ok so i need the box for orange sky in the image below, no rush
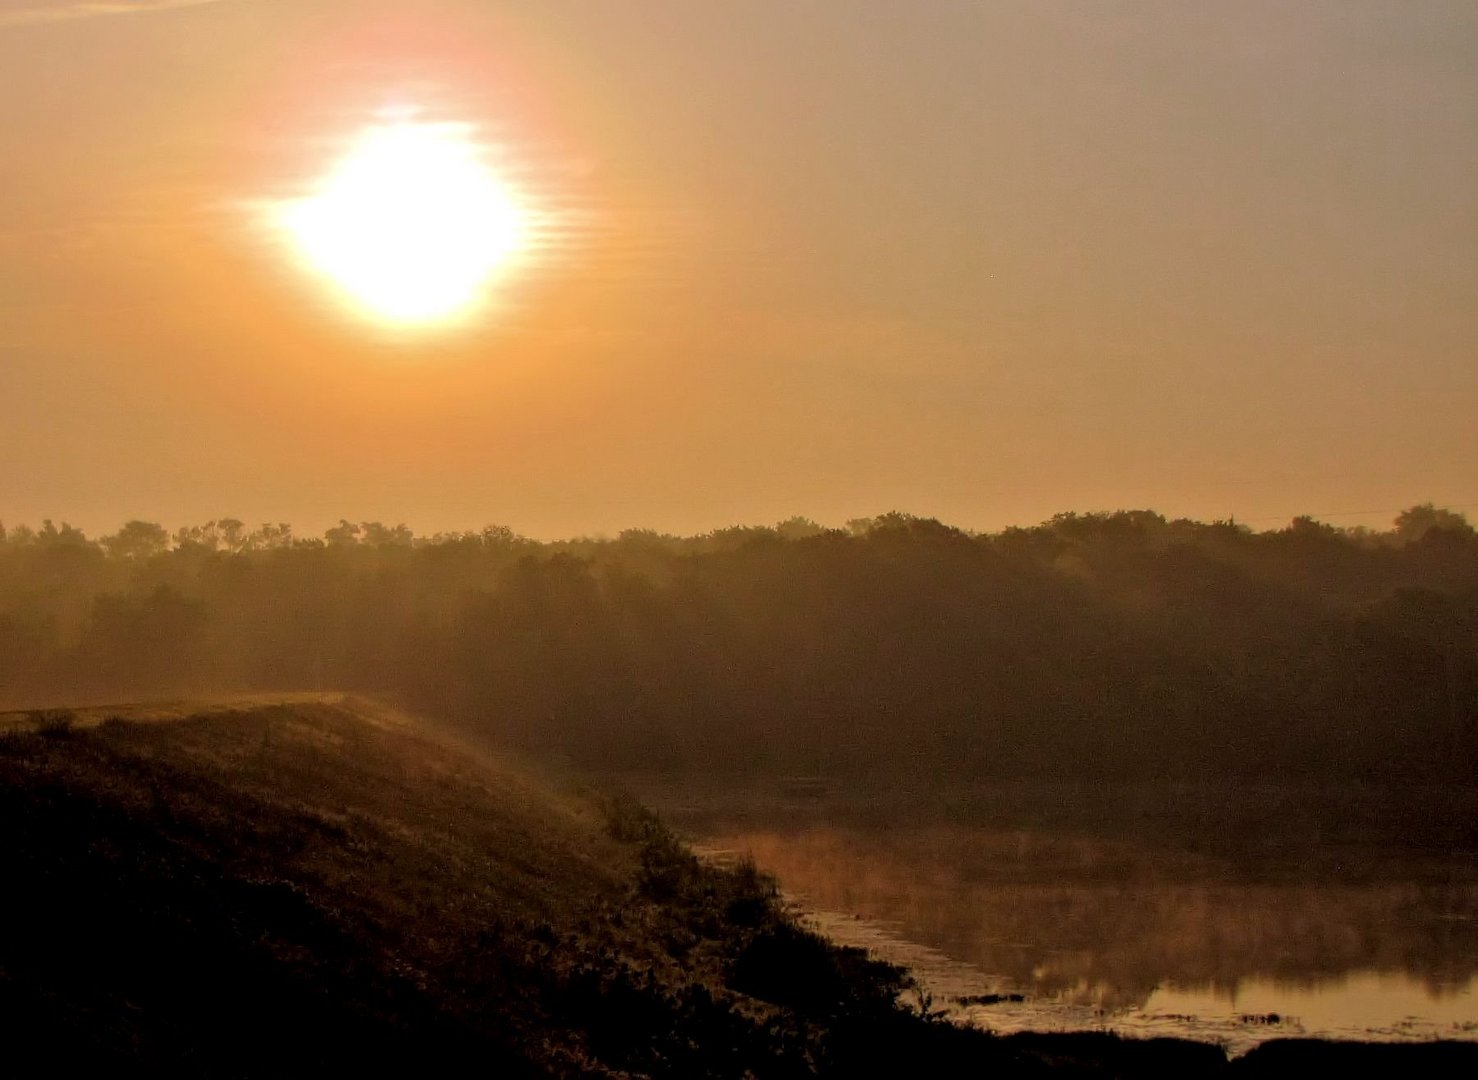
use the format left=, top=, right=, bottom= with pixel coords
left=1, top=0, right=1474, bottom=538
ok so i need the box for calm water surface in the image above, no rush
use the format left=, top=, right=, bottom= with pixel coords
left=690, top=820, right=1478, bottom=1055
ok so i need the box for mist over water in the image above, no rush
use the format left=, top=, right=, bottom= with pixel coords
left=652, top=785, right=1478, bottom=1054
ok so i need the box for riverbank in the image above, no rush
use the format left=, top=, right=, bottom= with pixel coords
left=2, top=698, right=1474, bottom=1075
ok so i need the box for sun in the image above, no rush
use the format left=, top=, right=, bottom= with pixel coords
left=275, top=114, right=528, bottom=327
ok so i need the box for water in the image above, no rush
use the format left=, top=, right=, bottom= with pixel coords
left=791, top=900, right=1476, bottom=1055
left=690, top=818, right=1478, bottom=1055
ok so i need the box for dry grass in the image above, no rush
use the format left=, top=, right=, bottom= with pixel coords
left=0, top=695, right=987, bottom=1076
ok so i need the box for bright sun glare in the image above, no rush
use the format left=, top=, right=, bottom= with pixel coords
left=275, top=114, right=528, bottom=327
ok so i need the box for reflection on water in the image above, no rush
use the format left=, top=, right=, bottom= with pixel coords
left=1146, top=972, right=1476, bottom=1046
left=698, top=824, right=1478, bottom=1053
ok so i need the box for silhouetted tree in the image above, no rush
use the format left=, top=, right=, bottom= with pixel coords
left=101, top=520, right=169, bottom=561
left=0, top=506, right=1472, bottom=783
left=1395, top=503, right=1474, bottom=545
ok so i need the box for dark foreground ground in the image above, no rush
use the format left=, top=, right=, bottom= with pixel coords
left=0, top=697, right=1473, bottom=1078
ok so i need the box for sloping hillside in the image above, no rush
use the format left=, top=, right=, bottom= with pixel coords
left=0, top=696, right=1012, bottom=1077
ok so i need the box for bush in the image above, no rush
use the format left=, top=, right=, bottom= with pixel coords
left=28, top=709, right=76, bottom=738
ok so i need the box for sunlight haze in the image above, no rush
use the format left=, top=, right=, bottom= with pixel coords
left=0, top=0, right=1473, bottom=537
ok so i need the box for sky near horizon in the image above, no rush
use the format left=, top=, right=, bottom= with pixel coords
left=1, top=0, right=1474, bottom=539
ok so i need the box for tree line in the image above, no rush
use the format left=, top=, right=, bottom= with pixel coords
left=1, top=505, right=1474, bottom=783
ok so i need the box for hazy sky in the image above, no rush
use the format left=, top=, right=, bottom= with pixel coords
left=1, top=0, right=1474, bottom=538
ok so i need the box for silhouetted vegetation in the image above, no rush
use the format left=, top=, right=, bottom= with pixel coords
left=0, top=699, right=934, bottom=1075
left=2, top=506, right=1473, bottom=793
left=1, top=699, right=1473, bottom=1075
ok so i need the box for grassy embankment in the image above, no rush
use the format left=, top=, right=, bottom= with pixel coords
left=0, top=696, right=1472, bottom=1077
